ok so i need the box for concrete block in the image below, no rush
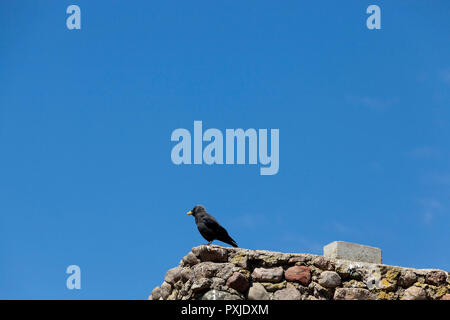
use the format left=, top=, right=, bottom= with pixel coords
left=323, top=241, right=382, bottom=264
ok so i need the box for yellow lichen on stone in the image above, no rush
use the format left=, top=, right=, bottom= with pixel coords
left=230, top=254, right=247, bottom=268
left=379, top=278, right=397, bottom=291
left=377, top=291, right=395, bottom=300
left=435, top=286, right=447, bottom=298
left=414, top=282, right=428, bottom=289
left=239, top=269, right=251, bottom=278
left=262, top=256, right=278, bottom=266
left=415, top=277, right=425, bottom=284
left=261, top=281, right=286, bottom=292
left=343, top=280, right=366, bottom=288
left=167, top=289, right=178, bottom=300
left=385, top=269, right=400, bottom=282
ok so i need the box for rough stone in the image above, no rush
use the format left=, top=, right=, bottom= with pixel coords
left=403, top=286, right=427, bottom=300
left=192, top=245, right=228, bottom=262
left=310, top=282, right=334, bottom=300
left=378, top=269, right=398, bottom=292
left=324, top=241, right=382, bottom=264
left=342, top=280, right=366, bottom=288
left=333, top=288, right=370, bottom=300
left=440, top=294, right=450, bottom=300
left=180, top=268, right=193, bottom=282
left=211, top=277, right=226, bottom=288
left=288, top=256, right=308, bottom=264
left=313, top=256, right=335, bottom=271
left=165, top=267, right=182, bottom=285
left=284, top=266, right=311, bottom=285
left=160, top=281, right=172, bottom=299
left=255, top=253, right=290, bottom=267
left=398, top=270, right=417, bottom=288
left=230, top=253, right=248, bottom=269
left=151, top=286, right=161, bottom=300
left=167, top=289, right=178, bottom=300
left=365, top=267, right=382, bottom=290
left=376, top=291, right=396, bottom=300
left=215, top=263, right=234, bottom=280
left=191, top=278, right=212, bottom=293
left=226, top=272, right=249, bottom=293
left=192, top=262, right=218, bottom=279
left=182, top=252, right=200, bottom=266
left=318, top=271, right=342, bottom=288
left=247, top=282, right=270, bottom=300
left=251, top=267, right=283, bottom=283
left=273, top=287, right=301, bottom=300
left=425, top=270, right=447, bottom=286
left=261, top=281, right=286, bottom=292
left=201, top=289, right=241, bottom=300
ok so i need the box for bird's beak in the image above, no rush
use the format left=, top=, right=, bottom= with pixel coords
left=187, top=211, right=193, bottom=215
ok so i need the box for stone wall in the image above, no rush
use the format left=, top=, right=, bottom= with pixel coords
left=149, top=245, right=450, bottom=300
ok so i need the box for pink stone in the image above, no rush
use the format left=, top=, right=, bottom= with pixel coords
left=251, top=267, right=284, bottom=283
left=284, top=266, right=311, bottom=285
left=226, top=272, right=249, bottom=293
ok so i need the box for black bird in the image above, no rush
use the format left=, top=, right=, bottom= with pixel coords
left=187, top=205, right=238, bottom=247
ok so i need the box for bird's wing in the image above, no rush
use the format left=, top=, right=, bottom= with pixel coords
left=202, top=215, right=221, bottom=231
left=203, top=212, right=219, bottom=225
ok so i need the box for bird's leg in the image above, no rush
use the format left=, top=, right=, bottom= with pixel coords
left=206, top=241, right=213, bottom=245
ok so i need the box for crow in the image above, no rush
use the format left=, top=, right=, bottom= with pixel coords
left=187, top=205, right=238, bottom=247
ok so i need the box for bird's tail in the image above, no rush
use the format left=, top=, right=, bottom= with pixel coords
left=225, top=236, right=238, bottom=248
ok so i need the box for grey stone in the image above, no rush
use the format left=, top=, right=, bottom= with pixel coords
left=211, top=277, right=225, bottom=288
left=150, top=286, right=161, bottom=300
left=192, top=262, right=219, bottom=279
left=324, top=241, right=382, bottom=264
left=342, top=280, right=366, bottom=288
left=164, top=266, right=182, bottom=285
left=180, top=268, right=193, bottom=282
left=288, top=256, right=308, bottom=264
left=313, top=256, right=335, bottom=271
left=215, top=263, right=234, bottom=280
left=425, top=270, right=447, bottom=286
left=251, top=267, right=284, bottom=283
left=403, top=286, right=427, bottom=300
left=182, top=252, right=200, bottom=266
left=398, top=270, right=417, bottom=288
left=230, top=253, right=248, bottom=268
left=201, top=289, right=241, bottom=300
left=308, top=281, right=334, bottom=300
left=365, top=266, right=383, bottom=290
left=333, top=288, right=370, bottom=300
left=260, top=281, right=286, bottom=292
left=191, top=278, right=212, bottom=292
left=273, top=287, right=301, bottom=300
left=192, top=245, right=228, bottom=262
left=248, top=282, right=270, bottom=300
left=226, top=272, right=250, bottom=293
left=318, top=271, right=341, bottom=288
left=160, top=281, right=172, bottom=299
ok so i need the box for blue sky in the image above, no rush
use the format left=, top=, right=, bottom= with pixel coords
left=1, top=1, right=449, bottom=299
